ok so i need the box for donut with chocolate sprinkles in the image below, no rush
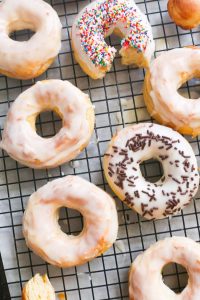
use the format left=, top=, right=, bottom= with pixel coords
left=104, top=123, right=199, bottom=220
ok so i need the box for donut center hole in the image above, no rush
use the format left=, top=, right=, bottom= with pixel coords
left=10, top=29, right=35, bottom=41
left=140, top=158, right=164, bottom=183
left=58, top=207, right=83, bottom=236
left=8, top=20, right=36, bottom=42
left=36, top=110, right=62, bottom=138
left=105, top=31, right=122, bottom=48
left=178, top=77, right=200, bottom=99
left=162, top=262, right=188, bottom=294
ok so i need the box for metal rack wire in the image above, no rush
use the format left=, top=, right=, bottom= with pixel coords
left=0, top=0, right=200, bottom=299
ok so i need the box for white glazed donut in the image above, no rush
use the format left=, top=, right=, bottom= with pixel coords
left=104, top=123, right=199, bottom=220
left=144, top=47, right=200, bottom=136
left=71, top=0, right=155, bottom=79
left=0, top=80, right=95, bottom=169
left=23, top=175, right=118, bottom=268
left=0, top=0, right=62, bottom=79
left=129, top=236, right=200, bottom=300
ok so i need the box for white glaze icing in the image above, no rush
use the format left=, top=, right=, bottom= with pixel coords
left=149, top=48, right=200, bottom=131
left=23, top=175, right=118, bottom=268
left=129, top=236, right=200, bottom=300
left=71, top=0, right=155, bottom=79
left=104, top=123, right=199, bottom=220
left=0, top=0, right=62, bottom=79
left=0, top=80, right=94, bottom=169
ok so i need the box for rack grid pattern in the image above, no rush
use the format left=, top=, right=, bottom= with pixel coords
left=0, top=0, right=200, bottom=299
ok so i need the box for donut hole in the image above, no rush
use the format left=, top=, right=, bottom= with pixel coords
left=162, top=262, right=188, bottom=294
left=105, top=31, right=121, bottom=48
left=178, top=77, right=200, bottom=99
left=140, top=158, right=164, bottom=183
left=36, top=110, right=62, bottom=138
left=8, top=20, right=36, bottom=42
left=10, top=29, right=35, bottom=42
left=58, top=207, right=83, bottom=236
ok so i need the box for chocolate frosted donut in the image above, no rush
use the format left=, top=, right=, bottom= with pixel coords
left=104, top=123, right=199, bottom=220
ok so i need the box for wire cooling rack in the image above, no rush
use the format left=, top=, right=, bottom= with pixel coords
left=0, top=0, right=200, bottom=299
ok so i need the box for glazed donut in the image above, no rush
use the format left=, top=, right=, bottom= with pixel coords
left=23, top=175, right=118, bottom=268
left=144, top=47, right=200, bottom=136
left=168, top=0, right=200, bottom=30
left=129, top=236, right=200, bottom=300
left=0, top=0, right=62, bottom=80
left=71, top=0, right=155, bottom=79
left=22, top=274, right=55, bottom=300
left=104, top=123, right=199, bottom=220
left=0, top=80, right=94, bottom=169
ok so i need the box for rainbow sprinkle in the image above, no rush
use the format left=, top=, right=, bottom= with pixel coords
left=77, top=0, right=150, bottom=67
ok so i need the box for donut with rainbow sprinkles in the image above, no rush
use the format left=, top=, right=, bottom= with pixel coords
left=72, top=0, right=155, bottom=79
